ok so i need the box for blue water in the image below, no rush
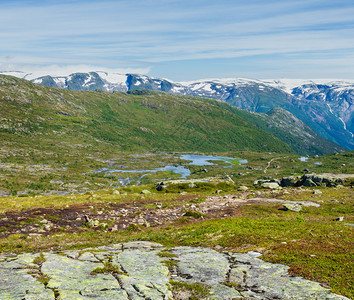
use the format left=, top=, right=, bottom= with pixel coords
left=180, top=154, right=247, bottom=166
left=93, top=154, right=247, bottom=186
left=299, top=157, right=309, bottom=162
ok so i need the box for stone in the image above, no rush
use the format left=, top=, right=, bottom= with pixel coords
left=303, top=178, right=317, bottom=187
left=283, top=203, right=302, bottom=212
left=280, top=176, right=299, bottom=187
left=0, top=242, right=350, bottom=300
left=156, top=184, right=164, bottom=191
left=261, top=182, right=280, bottom=189
left=112, top=190, right=120, bottom=195
left=313, top=189, right=322, bottom=194
left=333, top=217, right=344, bottom=221
left=140, top=189, right=151, bottom=194
left=42, top=253, right=123, bottom=298
left=114, top=248, right=172, bottom=299
left=169, top=247, right=229, bottom=285
left=238, top=185, right=249, bottom=191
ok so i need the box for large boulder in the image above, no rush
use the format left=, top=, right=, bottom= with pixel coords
left=280, top=176, right=300, bottom=187
left=280, top=173, right=350, bottom=188
left=254, top=179, right=281, bottom=189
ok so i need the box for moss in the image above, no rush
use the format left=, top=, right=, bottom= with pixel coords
left=161, top=259, right=179, bottom=270
left=32, top=252, right=46, bottom=265
left=183, top=210, right=205, bottom=219
left=157, top=251, right=178, bottom=258
left=90, top=262, right=128, bottom=276
left=169, top=280, right=211, bottom=299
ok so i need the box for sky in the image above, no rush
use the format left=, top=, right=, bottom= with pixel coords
left=0, top=0, right=354, bottom=81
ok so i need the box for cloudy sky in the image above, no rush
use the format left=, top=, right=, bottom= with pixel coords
left=0, top=0, right=353, bottom=80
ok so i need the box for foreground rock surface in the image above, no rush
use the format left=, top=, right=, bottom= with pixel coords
left=0, top=241, right=349, bottom=300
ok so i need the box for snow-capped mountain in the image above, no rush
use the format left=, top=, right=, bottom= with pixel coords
left=1, top=70, right=353, bottom=150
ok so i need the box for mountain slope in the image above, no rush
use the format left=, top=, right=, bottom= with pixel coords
left=5, top=71, right=351, bottom=150
left=241, top=107, right=344, bottom=155
left=0, top=75, right=293, bottom=155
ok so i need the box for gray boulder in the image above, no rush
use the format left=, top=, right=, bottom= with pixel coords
left=283, top=203, right=302, bottom=212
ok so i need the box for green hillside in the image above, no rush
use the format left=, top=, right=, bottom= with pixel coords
left=0, top=75, right=292, bottom=155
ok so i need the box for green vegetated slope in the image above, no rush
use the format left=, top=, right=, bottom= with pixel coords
left=239, top=107, right=344, bottom=155
left=0, top=75, right=292, bottom=154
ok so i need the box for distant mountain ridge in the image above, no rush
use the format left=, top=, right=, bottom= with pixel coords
left=1, top=70, right=353, bottom=150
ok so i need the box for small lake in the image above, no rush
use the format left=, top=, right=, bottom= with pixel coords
left=180, top=154, right=248, bottom=166
left=93, top=154, right=247, bottom=186
left=299, top=157, right=309, bottom=162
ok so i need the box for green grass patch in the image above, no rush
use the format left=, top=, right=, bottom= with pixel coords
left=90, top=261, right=128, bottom=276
left=169, top=280, right=211, bottom=299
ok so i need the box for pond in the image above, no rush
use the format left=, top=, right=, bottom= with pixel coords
left=92, top=154, right=248, bottom=186
left=180, top=154, right=248, bottom=166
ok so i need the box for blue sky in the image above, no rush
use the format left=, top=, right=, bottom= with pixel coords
left=0, top=0, right=353, bottom=80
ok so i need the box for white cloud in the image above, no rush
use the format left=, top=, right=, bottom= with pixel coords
left=0, top=63, right=150, bottom=79
left=0, top=0, right=353, bottom=79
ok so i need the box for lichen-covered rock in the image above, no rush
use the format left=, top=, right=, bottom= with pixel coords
left=238, top=185, right=249, bottom=191
left=261, top=182, right=280, bottom=189
left=114, top=248, right=172, bottom=299
left=0, top=254, right=55, bottom=299
left=169, top=247, right=229, bottom=285
left=42, top=253, right=124, bottom=299
left=283, top=203, right=302, bottom=212
left=0, top=242, right=350, bottom=300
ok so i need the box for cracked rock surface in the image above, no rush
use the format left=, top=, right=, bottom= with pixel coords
left=0, top=241, right=349, bottom=299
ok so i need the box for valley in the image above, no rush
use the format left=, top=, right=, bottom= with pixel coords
left=0, top=74, right=353, bottom=299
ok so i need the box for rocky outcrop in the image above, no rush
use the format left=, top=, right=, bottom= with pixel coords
left=254, top=179, right=281, bottom=189
left=253, top=173, right=353, bottom=189
left=0, top=241, right=349, bottom=299
left=280, top=173, right=352, bottom=188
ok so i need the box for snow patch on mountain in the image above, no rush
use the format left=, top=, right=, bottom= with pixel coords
left=263, top=79, right=354, bottom=94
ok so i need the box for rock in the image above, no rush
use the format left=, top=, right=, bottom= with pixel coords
left=156, top=184, right=164, bottom=191
left=303, top=178, right=317, bottom=187
left=169, top=246, right=230, bottom=285
left=0, top=242, right=350, bottom=300
left=283, top=203, right=302, bottom=212
left=313, top=190, right=322, bottom=194
left=0, top=190, right=11, bottom=197
left=280, top=176, right=299, bottom=187
left=188, top=183, right=196, bottom=188
left=112, top=190, right=120, bottom=195
left=254, top=179, right=280, bottom=188
left=333, top=217, right=344, bottom=221
left=140, top=189, right=151, bottom=194
left=215, top=190, right=223, bottom=194
left=261, top=182, right=280, bottom=189
left=222, top=175, right=234, bottom=183
left=238, top=185, right=249, bottom=191
left=42, top=253, right=125, bottom=299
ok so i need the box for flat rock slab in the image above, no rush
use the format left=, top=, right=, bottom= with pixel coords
left=0, top=241, right=349, bottom=300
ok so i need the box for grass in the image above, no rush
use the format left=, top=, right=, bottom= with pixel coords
left=90, top=261, right=128, bottom=276
left=0, top=186, right=352, bottom=297
left=169, top=280, right=211, bottom=300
